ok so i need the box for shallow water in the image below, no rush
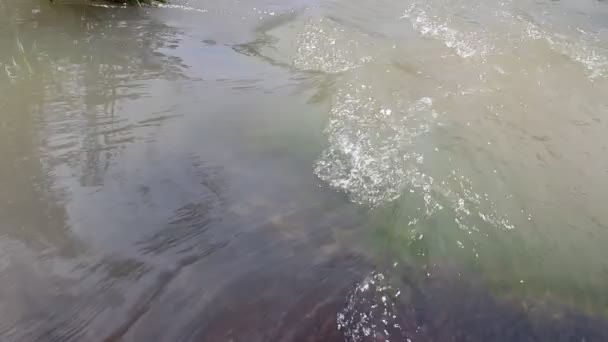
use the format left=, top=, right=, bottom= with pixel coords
left=1, top=0, right=608, bottom=341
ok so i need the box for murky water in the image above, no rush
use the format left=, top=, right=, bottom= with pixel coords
left=1, top=0, right=608, bottom=341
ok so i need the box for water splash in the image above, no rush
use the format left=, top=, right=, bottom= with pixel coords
left=401, top=3, right=493, bottom=59
left=293, top=17, right=373, bottom=73
left=156, top=4, right=208, bottom=13
left=314, top=85, right=439, bottom=206
left=338, top=272, right=408, bottom=341
left=518, top=16, right=608, bottom=79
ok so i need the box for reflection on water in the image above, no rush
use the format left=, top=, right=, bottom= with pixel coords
left=1, top=0, right=608, bottom=341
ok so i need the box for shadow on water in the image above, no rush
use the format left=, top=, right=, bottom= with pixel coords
left=1, top=0, right=191, bottom=189
left=0, top=1, right=208, bottom=341
left=115, top=200, right=371, bottom=342
left=0, top=2, right=371, bottom=341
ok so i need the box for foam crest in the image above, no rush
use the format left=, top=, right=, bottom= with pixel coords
left=314, top=83, right=438, bottom=206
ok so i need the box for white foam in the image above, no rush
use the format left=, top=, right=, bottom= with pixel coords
left=293, top=18, right=372, bottom=73
left=499, top=11, right=607, bottom=79
left=314, top=84, right=439, bottom=206
left=338, top=272, right=404, bottom=341
left=401, top=3, right=493, bottom=59
left=156, top=4, right=208, bottom=13
left=523, top=20, right=608, bottom=79
left=257, top=11, right=520, bottom=233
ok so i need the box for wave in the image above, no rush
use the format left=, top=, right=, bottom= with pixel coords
left=314, top=87, right=437, bottom=206
left=516, top=15, right=608, bottom=79
left=401, top=3, right=493, bottom=59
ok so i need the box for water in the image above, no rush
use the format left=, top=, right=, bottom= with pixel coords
left=1, top=0, right=608, bottom=341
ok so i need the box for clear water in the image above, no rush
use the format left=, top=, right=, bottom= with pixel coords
left=1, top=0, right=608, bottom=340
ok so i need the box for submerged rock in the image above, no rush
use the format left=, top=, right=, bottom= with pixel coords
left=155, top=257, right=608, bottom=341
left=339, top=267, right=608, bottom=342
